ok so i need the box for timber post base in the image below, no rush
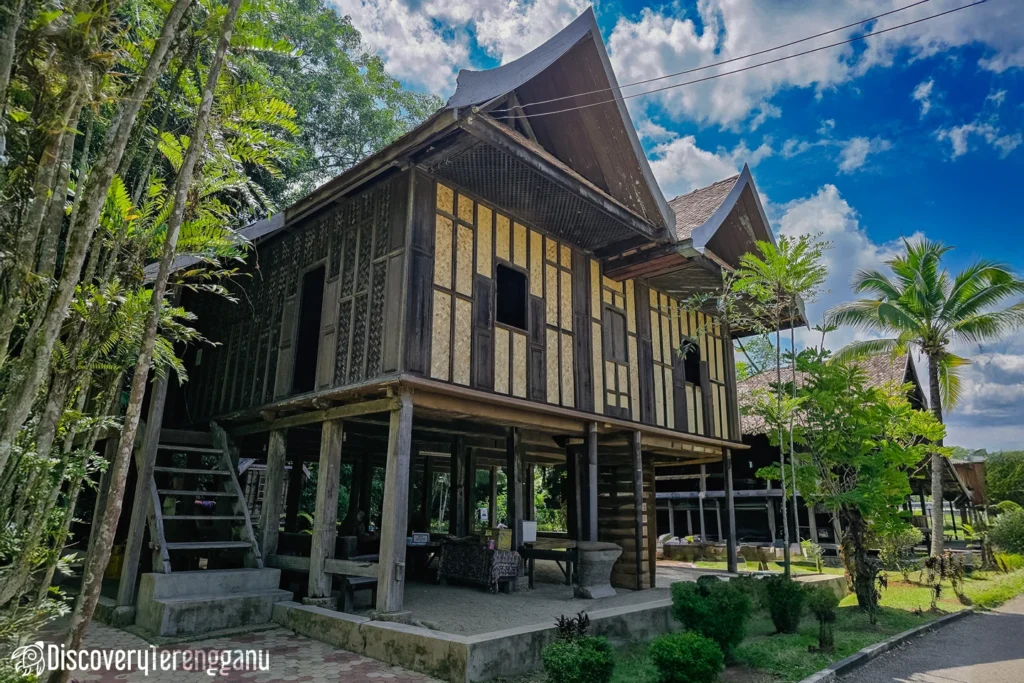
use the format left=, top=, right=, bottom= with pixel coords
left=302, top=596, right=339, bottom=610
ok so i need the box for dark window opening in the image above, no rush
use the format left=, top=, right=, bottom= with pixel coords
left=682, top=339, right=701, bottom=384
left=603, top=308, right=628, bottom=362
left=495, top=264, right=528, bottom=330
left=292, top=265, right=326, bottom=393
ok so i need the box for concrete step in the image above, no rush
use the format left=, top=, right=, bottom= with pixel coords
left=139, top=568, right=283, bottom=600
left=136, top=588, right=293, bottom=637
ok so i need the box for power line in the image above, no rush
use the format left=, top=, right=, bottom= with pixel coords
left=491, top=0, right=936, bottom=115
left=499, top=0, right=988, bottom=121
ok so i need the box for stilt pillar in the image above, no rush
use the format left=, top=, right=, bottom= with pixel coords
left=116, top=371, right=170, bottom=613
left=667, top=500, right=675, bottom=538
left=630, top=431, right=644, bottom=590
left=488, top=466, right=497, bottom=529
left=307, top=419, right=343, bottom=602
left=284, top=456, right=303, bottom=532
left=724, top=448, right=738, bottom=574
left=376, top=390, right=413, bottom=614
left=698, top=464, right=707, bottom=542
left=583, top=422, right=598, bottom=542
left=260, top=429, right=287, bottom=557
left=449, top=437, right=466, bottom=536
left=420, top=452, right=434, bottom=533
left=506, top=428, right=525, bottom=550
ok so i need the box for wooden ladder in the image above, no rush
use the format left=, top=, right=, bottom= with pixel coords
left=147, top=425, right=263, bottom=571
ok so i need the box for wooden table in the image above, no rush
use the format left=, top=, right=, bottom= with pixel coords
left=406, top=542, right=441, bottom=577
left=520, top=540, right=578, bottom=589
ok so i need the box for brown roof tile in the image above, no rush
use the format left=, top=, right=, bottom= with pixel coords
left=668, top=174, right=740, bottom=241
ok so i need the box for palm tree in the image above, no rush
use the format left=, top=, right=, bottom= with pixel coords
left=826, top=238, right=1024, bottom=556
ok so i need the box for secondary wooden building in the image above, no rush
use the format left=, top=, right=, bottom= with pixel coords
left=115, top=8, right=775, bottom=622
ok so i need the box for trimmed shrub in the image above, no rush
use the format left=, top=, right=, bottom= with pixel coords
left=670, top=579, right=752, bottom=656
left=806, top=586, right=839, bottom=652
left=762, top=575, right=805, bottom=634
left=648, top=631, right=724, bottom=683
left=728, top=574, right=766, bottom=608
left=541, top=636, right=615, bottom=683
left=990, top=509, right=1024, bottom=556
left=877, top=525, right=924, bottom=574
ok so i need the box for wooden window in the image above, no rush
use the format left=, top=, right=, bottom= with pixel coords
left=496, top=264, right=528, bottom=331
left=682, top=339, right=700, bottom=384
left=292, top=265, right=325, bottom=393
left=603, top=307, right=628, bottom=362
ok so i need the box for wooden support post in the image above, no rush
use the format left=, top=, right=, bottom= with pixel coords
left=284, top=457, right=304, bottom=532
left=584, top=421, right=598, bottom=542
left=698, top=464, right=707, bottom=542
left=767, top=499, right=777, bottom=542
left=686, top=507, right=693, bottom=537
left=464, top=447, right=477, bottom=533
left=449, top=437, right=466, bottom=536
left=377, top=391, right=413, bottom=614
left=565, top=446, right=582, bottom=542
left=715, top=501, right=723, bottom=542
left=507, top=428, right=525, bottom=550
left=630, top=431, right=644, bottom=591
left=307, top=419, right=343, bottom=600
left=724, top=448, right=738, bottom=574
left=808, top=501, right=819, bottom=544
left=920, top=492, right=929, bottom=529
left=960, top=504, right=969, bottom=527
left=667, top=500, right=675, bottom=538
left=420, top=453, right=433, bottom=533
left=488, top=466, right=497, bottom=529
left=260, top=429, right=287, bottom=557
left=116, top=372, right=170, bottom=609
left=526, top=464, right=536, bottom=522
left=948, top=499, right=958, bottom=539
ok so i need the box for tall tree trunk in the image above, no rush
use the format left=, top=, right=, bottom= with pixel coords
left=789, top=322, right=800, bottom=545
left=775, top=325, right=791, bottom=577
left=927, top=352, right=945, bottom=557
left=58, top=0, right=241, bottom=668
left=0, top=0, right=26, bottom=162
left=0, top=0, right=193, bottom=477
left=840, top=505, right=879, bottom=614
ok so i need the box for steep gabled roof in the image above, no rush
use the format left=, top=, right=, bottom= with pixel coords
left=669, top=175, right=740, bottom=241
left=446, top=7, right=675, bottom=237
left=737, top=352, right=920, bottom=435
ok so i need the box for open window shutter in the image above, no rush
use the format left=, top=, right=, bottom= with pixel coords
left=317, top=276, right=340, bottom=390
left=273, top=295, right=298, bottom=399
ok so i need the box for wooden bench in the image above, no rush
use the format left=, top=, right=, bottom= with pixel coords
left=342, top=576, right=378, bottom=612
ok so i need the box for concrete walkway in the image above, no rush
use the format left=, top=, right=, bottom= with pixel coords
left=841, top=595, right=1024, bottom=683
left=60, top=622, right=440, bottom=682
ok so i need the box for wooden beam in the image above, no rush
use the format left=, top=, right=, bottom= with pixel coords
left=284, top=457, right=304, bottom=532
left=232, top=397, right=399, bottom=436
left=488, top=466, right=497, bottom=527
left=465, top=447, right=478, bottom=532
left=420, top=450, right=433, bottom=533
left=631, top=431, right=644, bottom=591
left=260, top=429, right=288, bottom=557
left=117, top=372, right=171, bottom=609
left=376, top=389, right=413, bottom=614
left=402, top=375, right=749, bottom=451
left=266, top=554, right=377, bottom=579
left=308, top=419, right=343, bottom=599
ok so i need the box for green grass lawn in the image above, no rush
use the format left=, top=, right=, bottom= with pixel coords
left=498, top=567, right=1024, bottom=683
left=691, top=559, right=847, bottom=575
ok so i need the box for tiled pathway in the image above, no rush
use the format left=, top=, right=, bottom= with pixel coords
left=46, top=623, right=440, bottom=682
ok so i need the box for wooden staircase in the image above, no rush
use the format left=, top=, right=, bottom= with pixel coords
left=146, top=424, right=262, bottom=571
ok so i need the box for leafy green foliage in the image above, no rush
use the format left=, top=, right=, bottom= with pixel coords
left=762, top=575, right=806, bottom=634
left=542, top=636, right=615, bottom=683
left=987, top=452, right=1024, bottom=509
left=670, top=579, right=752, bottom=656
left=990, top=510, right=1024, bottom=556
left=648, top=632, right=724, bottom=683
left=875, top=523, right=924, bottom=579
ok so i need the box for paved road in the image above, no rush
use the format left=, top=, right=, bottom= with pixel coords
left=841, top=595, right=1024, bottom=683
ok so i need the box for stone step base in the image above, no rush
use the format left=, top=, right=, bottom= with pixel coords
left=136, top=588, right=294, bottom=637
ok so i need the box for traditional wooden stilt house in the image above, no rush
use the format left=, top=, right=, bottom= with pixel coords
left=106, top=8, right=780, bottom=649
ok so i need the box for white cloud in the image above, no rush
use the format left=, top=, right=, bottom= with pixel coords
left=773, top=184, right=915, bottom=351
left=749, top=102, right=782, bottom=131
left=329, top=0, right=587, bottom=94
left=648, top=135, right=772, bottom=198
left=986, top=89, right=1008, bottom=107
left=946, top=334, right=1024, bottom=450
left=637, top=118, right=677, bottom=143
left=912, top=79, right=934, bottom=117
left=606, top=0, right=1024, bottom=128
left=837, top=136, right=893, bottom=173
left=936, top=121, right=1022, bottom=158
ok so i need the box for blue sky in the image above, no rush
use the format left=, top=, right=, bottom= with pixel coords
left=329, top=0, right=1024, bottom=450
